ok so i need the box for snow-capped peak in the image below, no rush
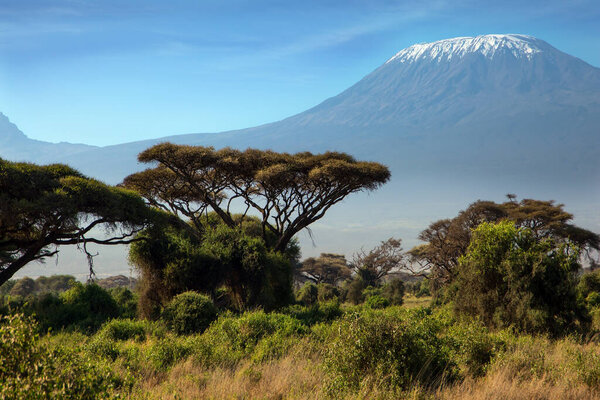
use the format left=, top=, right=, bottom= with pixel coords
left=386, top=34, right=546, bottom=64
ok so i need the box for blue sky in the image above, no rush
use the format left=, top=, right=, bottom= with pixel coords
left=1, top=0, right=599, bottom=146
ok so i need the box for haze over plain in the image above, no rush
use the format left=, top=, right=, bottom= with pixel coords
left=1, top=1, right=598, bottom=279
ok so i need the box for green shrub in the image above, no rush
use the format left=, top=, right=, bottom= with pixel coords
left=345, top=278, right=365, bottom=304
left=454, top=221, right=587, bottom=335
left=109, top=287, right=138, bottom=319
left=382, top=279, right=405, bottom=305
left=416, top=279, right=432, bottom=297
left=86, top=336, right=120, bottom=361
left=281, top=301, right=342, bottom=326
left=317, top=283, right=340, bottom=302
left=365, top=294, right=389, bottom=309
left=442, top=317, right=501, bottom=377
left=161, top=291, right=217, bottom=335
left=146, top=337, right=193, bottom=371
left=323, top=308, right=457, bottom=394
left=296, top=282, right=318, bottom=306
left=578, top=270, right=600, bottom=300
left=97, top=319, right=156, bottom=342
left=586, top=291, right=600, bottom=308
left=59, top=283, right=120, bottom=333
left=194, top=310, right=307, bottom=367
left=0, top=313, right=130, bottom=399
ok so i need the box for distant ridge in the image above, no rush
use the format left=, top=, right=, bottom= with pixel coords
left=0, top=112, right=96, bottom=164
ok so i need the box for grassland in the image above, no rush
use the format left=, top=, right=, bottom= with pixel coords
left=4, top=297, right=600, bottom=399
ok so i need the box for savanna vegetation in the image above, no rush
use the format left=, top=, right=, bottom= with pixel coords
left=1, top=149, right=600, bottom=399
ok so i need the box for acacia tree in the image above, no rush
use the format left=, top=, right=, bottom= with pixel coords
left=298, top=253, right=351, bottom=285
left=0, top=159, right=156, bottom=286
left=409, top=197, right=600, bottom=288
left=123, top=143, right=391, bottom=252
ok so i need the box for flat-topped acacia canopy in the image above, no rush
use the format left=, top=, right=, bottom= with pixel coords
left=0, top=159, right=158, bottom=286
left=123, top=143, right=390, bottom=252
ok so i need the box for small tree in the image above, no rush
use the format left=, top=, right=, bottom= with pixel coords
left=382, top=279, right=405, bottom=305
left=351, top=238, right=404, bottom=287
left=297, top=253, right=351, bottom=285
left=454, top=221, right=587, bottom=335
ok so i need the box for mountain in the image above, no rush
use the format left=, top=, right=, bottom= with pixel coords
left=0, top=113, right=96, bottom=163
left=33, top=34, right=598, bottom=185
left=3, top=34, right=599, bottom=274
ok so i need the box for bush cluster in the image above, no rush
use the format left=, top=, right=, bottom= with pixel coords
left=160, top=291, right=217, bottom=335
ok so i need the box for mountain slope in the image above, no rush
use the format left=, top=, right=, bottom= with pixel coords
left=2, top=34, right=599, bottom=272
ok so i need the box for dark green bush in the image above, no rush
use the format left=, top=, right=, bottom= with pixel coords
left=161, top=291, right=217, bottom=335
left=345, top=278, right=365, bottom=304
left=441, top=315, right=501, bottom=377
left=59, top=283, right=120, bottom=333
left=454, top=221, right=587, bottom=335
left=365, top=294, right=389, bottom=309
left=97, top=319, right=151, bottom=342
left=586, top=292, right=600, bottom=308
left=382, top=279, right=405, bottom=305
left=281, top=300, right=342, bottom=326
left=147, top=337, right=193, bottom=371
left=296, top=282, right=318, bottom=306
left=317, top=283, right=340, bottom=302
left=108, top=287, right=138, bottom=319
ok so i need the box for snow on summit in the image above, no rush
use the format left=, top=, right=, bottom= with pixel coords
left=386, top=34, right=546, bottom=64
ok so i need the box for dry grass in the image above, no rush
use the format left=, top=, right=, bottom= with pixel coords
left=137, top=355, right=325, bottom=400
left=133, top=334, right=600, bottom=400
left=439, top=369, right=599, bottom=400
left=403, top=295, right=432, bottom=308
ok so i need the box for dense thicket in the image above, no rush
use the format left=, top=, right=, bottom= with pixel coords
left=453, top=221, right=587, bottom=335
left=410, top=198, right=599, bottom=289
left=130, top=215, right=297, bottom=316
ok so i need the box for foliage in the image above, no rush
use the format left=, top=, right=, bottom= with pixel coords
left=344, top=277, right=366, bottom=305
left=280, top=301, right=342, bottom=326
left=410, top=197, right=599, bottom=290
left=0, top=158, right=158, bottom=286
left=0, top=314, right=130, bottom=399
left=58, top=283, right=120, bottom=333
left=364, top=294, right=389, bottom=309
left=351, top=238, right=404, bottom=287
left=323, top=308, right=457, bottom=394
left=296, top=282, right=318, bottom=306
left=108, top=287, right=138, bottom=319
left=577, top=269, right=600, bottom=309
left=161, top=291, right=217, bottom=335
left=123, top=144, right=390, bottom=253
left=297, top=253, right=351, bottom=285
left=96, top=318, right=162, bottom=342
left=193, top=310, right=308, bottom=367
left=454, top=221, right=587, bottom=335
left=317, top=283, right=340, bottom=302
left=382, top=278, right=405, bottom=305
left=131, top=215, right=295, bottom=315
